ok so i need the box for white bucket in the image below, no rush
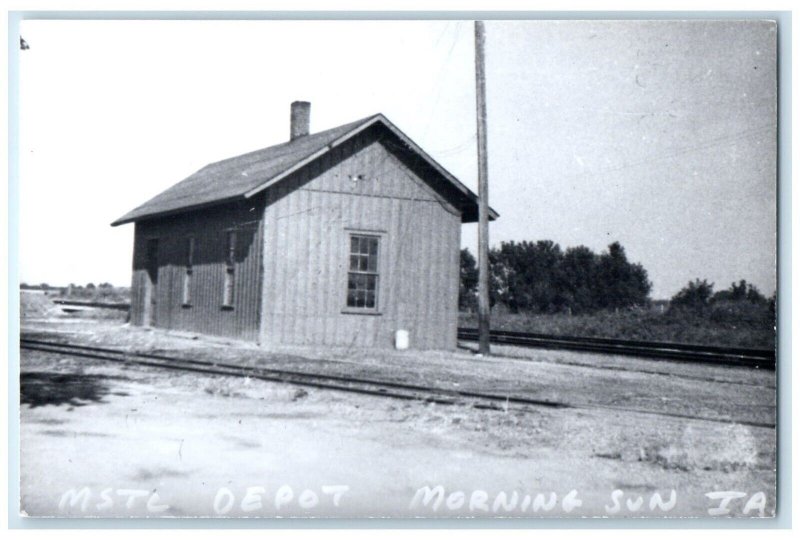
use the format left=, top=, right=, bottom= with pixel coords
left=395, top=329, right=410, bottom=350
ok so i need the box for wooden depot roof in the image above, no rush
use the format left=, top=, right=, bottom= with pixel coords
left=111, top=114, right=498, bottom=226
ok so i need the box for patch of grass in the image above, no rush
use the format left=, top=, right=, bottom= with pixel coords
left=201, top=378, right=249, bottom=399
left=638, top=435, right=759, bottom=473
left=594, top=451, right=623, bottom=460
left=460, top=304, right=775, bottom=349
left=638, top=442, right=694, bottom=472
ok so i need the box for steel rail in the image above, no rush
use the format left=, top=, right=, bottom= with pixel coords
left=457, top=328, right=774, bottom=370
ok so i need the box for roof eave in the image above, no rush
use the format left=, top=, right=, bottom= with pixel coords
left=461, top=207, right=500, bottom=224
left=110, top=194, right=246, bottom=227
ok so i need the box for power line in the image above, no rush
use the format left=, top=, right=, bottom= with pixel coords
left=558, top=123, right=775, bottom=181
left=422, top=21, right=463, bottom=141
left=432, top=132, right=477, bottom=156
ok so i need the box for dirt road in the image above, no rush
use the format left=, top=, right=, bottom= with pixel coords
left=19, top=326, right=775, bottom=518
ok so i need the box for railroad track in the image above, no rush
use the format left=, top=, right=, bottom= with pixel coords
left=20, top=338, right=565, bottom=413
left=457, top=328, right=775, bottom=370
left=20, top=337, right=775, bottom=428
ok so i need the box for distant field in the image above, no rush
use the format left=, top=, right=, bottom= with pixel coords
left=21, top=284, right=131, bottom=304
left=460, top=306, right=776, bottom=350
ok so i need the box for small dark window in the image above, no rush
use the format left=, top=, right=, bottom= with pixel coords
left=346, top=235, right=379, bottom=309
left=223, top=231, right=236, bottom=308
left=182, top=237, right=194, bottom=306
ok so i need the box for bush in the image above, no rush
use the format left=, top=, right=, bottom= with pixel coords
left=712, top=279, right=768, bottom=304
left=459, top=248, right=479, bottom=311
left=669, top=279, right=714, bottom=312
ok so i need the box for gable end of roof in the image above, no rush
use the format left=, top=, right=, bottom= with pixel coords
left=111, top=113, right=497, bottom=226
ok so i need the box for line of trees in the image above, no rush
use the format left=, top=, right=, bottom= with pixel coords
left=460, top=240, right=774, bottom=322
left=669, top=278, right=773, bottom=312
left=20, top=282, right=117, bottom=290
left=460, top=240, right=652, bottom=314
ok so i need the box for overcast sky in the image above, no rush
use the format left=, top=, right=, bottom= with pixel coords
left=17, top=19, right=776, bottom=299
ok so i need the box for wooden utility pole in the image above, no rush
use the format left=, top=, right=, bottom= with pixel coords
left=474, top=20, right=491, bottom=355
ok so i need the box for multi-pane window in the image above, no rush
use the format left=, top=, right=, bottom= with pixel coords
left=346, top=235, right=379, bottom=309
left=223, top=231, right=236, bottom=308
left=182, top=237, right=195, bottom=306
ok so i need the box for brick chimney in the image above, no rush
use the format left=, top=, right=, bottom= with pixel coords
left=290, top=101, right=311, bottom=140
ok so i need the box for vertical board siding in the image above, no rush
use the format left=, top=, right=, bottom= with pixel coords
left=130, top=226, right=144, bottom=326
left=260, top=132, right=461, bottom=349
left=129, top=197, right=265, bottom=341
